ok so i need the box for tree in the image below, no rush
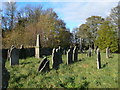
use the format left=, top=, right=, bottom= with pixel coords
left=75, top=24, right=91, bottom=49
left=107, top=4, right=120, bottom=53
left=95, top=21, right=118, bottom=52
left=2, top=4, right=72, bottom=48
left=107, top=5, right=120, bottom=26
left=85, top=16, right=105, bottom=48
left=2, top=2, right=17, bottom=30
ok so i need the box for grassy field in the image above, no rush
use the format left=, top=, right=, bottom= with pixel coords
left=5, top=52, right=118, bottom=88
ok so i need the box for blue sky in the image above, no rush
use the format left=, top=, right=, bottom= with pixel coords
left=2, top=0, right=119, bottom=32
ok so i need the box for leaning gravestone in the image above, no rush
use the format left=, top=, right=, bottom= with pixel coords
left=52, top=48, right=59, bottom=69
left=67, top=49, right=73, bottom=64
left=73, top=46, right=78, bottom=62
left=10, top=47, right=19, bottom=66
left=106, top=47, right=110, bottom=59
left=96, top=48, right=101, bottom=69
left=38, top=57, right=50, bottom=72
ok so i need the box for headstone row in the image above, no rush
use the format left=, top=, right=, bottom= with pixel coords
left=67, top=46, right=78, bottom=65
left=52, top=46, right=63, bottom=69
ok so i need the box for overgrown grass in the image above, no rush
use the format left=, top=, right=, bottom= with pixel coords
left=5, top=52, right=118, bottom=88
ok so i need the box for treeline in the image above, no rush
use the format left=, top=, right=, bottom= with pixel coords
left=73, top=5, right=119, bottom=52
left=2, top=2, right=119, bottom=53
left=2, top=2, right=72, bottom=48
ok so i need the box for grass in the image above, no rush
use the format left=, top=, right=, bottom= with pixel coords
left=5, top=52, right=118, bottom=88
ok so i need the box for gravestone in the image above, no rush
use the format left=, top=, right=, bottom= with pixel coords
left=96, top=48, right=101, bottom=69
left=10, top=47, right=19, bottom=66
left=94, top=48, right=97, bottom=54
left=7, top=45, right=14, bottom=60
left=38, top=57, right=50, bottom=72
left=67, top=49, right=73, bottom=64
left=2, top=58, right=10, bottom=88
left=106, top=47, right=110, bottom=58
left=52, top=48, right=59, bottom=69
left=73, top=46, right=78, bottom=62
left=79, top=38, right=83, bottom=53
left=57, top=46, right=63, bottom=64
left=87, top=48, right=92, bottom=57
left=35, top=34, right=41, bottom=58
left=63, top=50, right=67, bottom=55
left=19, top=45, right=26, bottom=59
left=7, top=49, right=10, bottom=60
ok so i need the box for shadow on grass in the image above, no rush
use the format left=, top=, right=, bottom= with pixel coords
left=80, top=81, right=90, bottom=88
left=102, top=62, right=108, bottom=68
left=78, top=58, right=85, bottom=62
left=109, top=56, right=113, bottom=58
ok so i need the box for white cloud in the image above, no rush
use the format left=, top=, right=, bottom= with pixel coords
left=53, top=2, right=118, bottom=31
left=2, top=0, right=120, bottom=2
left=1, top=0, right=119, bottom=32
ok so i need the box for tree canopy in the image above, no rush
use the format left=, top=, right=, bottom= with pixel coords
left=2, top=3, right=72, bottom=48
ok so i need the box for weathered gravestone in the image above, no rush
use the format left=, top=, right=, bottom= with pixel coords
left=63, top=49, right=67, bottom=55
left=106, top=47, right=110, bottom=59
left=2, top=58, right=10, bottom=88
left=38, top=57, right=50, bottom=72
left=57, top=46, right=63, bottom=64
left=52, top=48, right=59, bottom=69
left=96, top=48, right=101, bottom=69
left=94, top=48, right=96, bottom=54
left=79, top=38, right=83, bottom=53
left=19, top=45, right=26, bottom=59
left=7, top=45, right=14, bottom=60
left=73, top=46, right=78, bottom=62
left=67, top=49, right=73, bottom=64
left=35, top=34, right=41, bottom=58
left=87, top=48, right=92, bottom=57
left=10, top=47, right=19, bottom=66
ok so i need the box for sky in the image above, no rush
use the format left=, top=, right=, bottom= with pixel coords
left=2, top=0, right=119, bottom=32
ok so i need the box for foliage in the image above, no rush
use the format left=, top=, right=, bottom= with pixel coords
left=5, top=53, right=118, bottom=88
left=2, top=4, right=72, bottom=48
left=75, top=16, right=105, bottom=49
left=95, top=21, right=118, bottom=52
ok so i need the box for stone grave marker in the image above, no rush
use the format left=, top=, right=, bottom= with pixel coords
left=106, top=47, right=110, bottom=59
left=10, top=47, right=19, bottom=66
left=87, top=48, right=92, bottom=57
left=67, top=49, right=73, bottom=64
left=63, top=49, right=67, bottom=55
left=2, top=58, right=10, bottom=88
left=19, top=45, right=26, bottom=59
left=38, top=57, right=50, bottom=72
left=96, top=48, right=101, bottom=69
left=7, top=45, right=14, bottom=60
left=35, top=34, right=41, bottom=58
left=73, top=46, right=78, bottom=62
left=56, top=47, right=63, bottom=64
left=52, top=48, right=59, bottom=69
